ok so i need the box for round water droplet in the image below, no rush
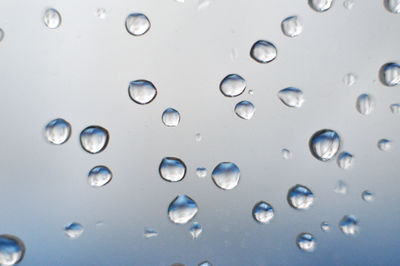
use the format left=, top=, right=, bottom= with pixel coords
left=248, top=89, right=254, bottom=95
left=308, top=0, right=334, bottom=12
left=281, top=148, right=292, bottom=159
left=321, top=222, right=331, bottom=232
left=88, top=166, right=112, bottom=188
left=343, top=0, right=355, bottom=9
left=234, top=101, right=255, bottom=120
left=168, top=195, right=198, bottom=224
left=95, top=8, right=106, bottom=19
left=362, top=190, right=375, bottom=202
left=198, top=261, right=212, bottom=266
left=211, top=162, right=240, bottom=190
left=80, top=126, right=109, bottom=154
left=380, top=62, right=400, bottom=86
left=281, top=16, right=303, bottom=37
left=162, top=108, right=181, bottom=127
left=195, top=133, right=202, bottom=142
left=252, top=201, right=275, bottom=224
left=309, top=129, right=341, bottom=161
left=343, top=73, right=357, bottom=86
left=219, top=74, right=246, bottom=97
left=190, top=222, right=203, bottom=239
left=64, top=222, right=84, bottom=239
left=250, top=40, right=277, bottom=63
left=296, top=233, right=316, bottom=252
left=278, top=87, right=304, bottom=108
left=287, top=185, right=315, bottom=210
left=128, top=80, right=157, bottom=104
left=390, top=103, right=400, bottom=114
left=339, top=215, right=359, bottom=236
left=384, top=0, right=400, bottom=13
left=337, top=152, right=354, bottom=170
left=125, top=13, right=150, bottom=36
left=196, top=167, right=207, bottom=178
left=356, top=94, right=374, bottom=115
left=44, top=118, right=71, bottom=145
left=0, top=28, right=4, bottom=42
left=144, top=228, right=158, bottom=239
left=0, top=235, right=25, bottom=266
left=159, top=157, right=186, bottom=182
left=334, top=180, right=348, bottom=195
left=43, top=8, right=62, bottom=29
left=378, top=139, right=392, bottom=151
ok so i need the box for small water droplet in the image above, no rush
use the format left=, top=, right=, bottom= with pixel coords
left=308, top=0, right=334, bottom=12
left=234, top=101, right=255, bottom=120
left=44, top=8, right=62, bottom=29
left=196, top=167, right=207, bottom=178
left=252, top=201, right=275, bottom=224
left=287, top=185, right=315, bottom=210
left=219, top=74, right=246, bottom=97
left=80, top=126, right=109, bottom=154
left=168, top=195, right=198, bottom=224
left=175, top=0, right=185, bottom=3
left=0, top=235, right=25, bottom=266
left=162, top=108, right=181, bottom=127
left=362, top=190, right=375, bottom=202
left=198, top=0, right=211, bottom=10
left=0, top=28, right=4, bottom=42
left=88, top=166, right=112, bottom=188
left=211, top=162, right=240, bottom=190
left=378, top=139, right=392, bottom=151
left=281, top=16, right=303, bottom=37
left=195, top=133, right=202, bottom=142
left=159, top=157, right=186, bottom=182
left=281, top=148, right=292, bottom=159
left=144, top=228, right=158, bottom=239
left=390, top=103, right=400, bottom=114
left=380, top=62, right=400, bottom=86
left=250, top=40, right=277, bottom=63
left=384, top=0, right=400, bottom=13
left=309, top=129, right=341, bottom=161
left=337, top=152, right=354, bottom=170
left=190, top=222, right=203, bottom=239
left=95, top=8, right=106, bottom=19
left=125, top=13, right=150, bottom=36
left=356, top=94, right=375, bottom=115
left=248, top=89, right=254, bottom=95
left=198, top=261, right=212, bottom=266
left=343, top=73, right=357, bottom=86
left=334, top=180, right=348, bottom=195
left=128, top=80, right=157, bottom=104
left=296, top=233, right=316, bottom=252
left=343, top=0, right=355, bottom=10
left=95, top=221, right=104, bottom=227
left=230, top=48, right=238, bottom=61
left=320, top=222, right=331, bottom=232
left=339, top=215, right=359, bottom=236
left=64, top=222, right=84, bottom=239
left=278, top=87, right=304, bottom=108
left=44, top=118, right=71, bottom=145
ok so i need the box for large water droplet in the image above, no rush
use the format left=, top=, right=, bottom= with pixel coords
left=250, top=40, right=277, bottom=64
left=0, top=235, right=25, bottom=266
left=281, top=148, right=292, bottom=160
left=44, top=118, right=71, bottom=145
left=211, top=162, right=240, bottom=190
left=252, top=201, right=275, bottom=224
left=43, top=8, right=62, bottom=29
left=95, top=8, right=106, bottom=19
left=219, top=74, right=246, bottom=97
left=337, top=152, right=354, bottom=170
left=309, top=129, right=341, bottom=161
left=80, top=126, right=109, bottom=154
left=234, top=101, right=255, bottom=120
left=308, top=0, right=334, bottom=12
left=281, top=16, right=303, bottom=37
left=384, top=0, right=400, bottom=13
left=198, top=261, right=212, bottom=266
left=339, top=215, right=359, bottom=236
left=196, top=167, right=207, bottom=178
left=159, top=157, right=186, bottom=182
left=334, top=180, right=348, bottom=195
left=144, top=228, right=158, bottom=239
left=278, top=87, right=304, bottom=108
left=343, top=73, right=357, bottom=86
left=380, top=62, right=400, bottom=86
left=356, top=94, right=374, bottom=115
left=296, top=233, right=316, bottom=252
left=162, top=108, right=181, bottom=127
left=287, top=185, right=315, bottom=210
left=168, top=195, right=198, bottom=224
left=88, top=166, right=112, bottom=188
left=128, top=80, right=157, bottom=104
left=362, top=190, right=375, bottom=202
left=320, top=222, right=331, bottom=232
left=390, top=103, right=400, bottom=114
left=0, top=28, right=4, bottom=42
left=190, top=222, right=203, bottom=239
left=378, top=139, right=392, bottom=151
left=125, top=13, right=150, bottom=36
left=64, top=222, right=84, bottom=239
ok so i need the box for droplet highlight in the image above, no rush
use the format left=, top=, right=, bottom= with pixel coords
left=250, top=40, right=277, bottom=63
left=278, top=87, right=304, bottom=108
left=80, top=126, right=109, bottom=154
left=219, top=74, right=246, bottom=97
left=211, top=162, right=240, bottom=190
left=162, top=108, right=181, bottom=127
left=234, top=101, right=255, bottom=120
left=281, top=16, right=303, bottom=37
left=64, top=222, right=84, bottom=239
left=168, top=195, right=198, bottom=224
left=252, top=201, right=275, bottom=224
left=339, top=215, right=359, bottom=236
left=309, top=129, right=341, bottom=161
left=296, top=233, right=316, bottom=252
left=44, top=118, right=71, bottom=145
left=43, top=8, right=62, bottom=29
left=159, top=157, right=186, bottom=182
left=0, top=235, right=25, bottom=266
left=88, top=166, right=112, bottom=188
left=287, top=185, right=315, bottom=210
left=190, top=222, right=203, bottom=239
left=128, top=80, right=157, bottom=104
left=125, top=13, right=150, bottom=36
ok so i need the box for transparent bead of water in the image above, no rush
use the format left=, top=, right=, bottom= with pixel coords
left=281, top=148, right=292, bottom=160
left=190, top=222, right=203, bottom=239
left=198, top=0, right=211, bottom=10
left=356, top=94, right=374, bottom=115
left=339, top=215, right=359, bottom=236
left=287, top=185, right=315, bottom=210
left=343, top=0, right=355, bottom=10
left=278, top=87, right=304, bottom=108
left=128, top=80, right=157, bottom=104
left=168, top=195, right=198, bottom=224
left=321, top=222, right=331, bottom=232
left=384, top=0, right=400, bottom=13
left=95, top=8, right=106, bottom=19
left=219, top=74, right=246, bottom=97
left=378, top=139, right=392, bottom=151
left=196, top=167, right=207, bottom=178
left=390, top=103, right=400, bottom=114
left=195, top=133, right=202, bottom=142
left=252, top=201, right=275, bottom=224
left=380, top=62, right=400, bottom=86
left=309, top=129, right=341, bottom=161
left=234, top=101, right=255, bottom=120
left=334, top=180, right=348, bottom=195
left=0, top=28, right=4, bottom=42
left=343, top=73, right=357, bottom=86
left=144, top=228, right=158, bottom=239
left=80, top=126, right=109, bottom=154
left=43, top=8, right=61, bottom=29
left=159, top=157, right=186, bottom=182
left=44, top=118, right=71, bottom=145
left=162, top=108, right=181, bottom=127
left=337, top=152, right=354, bottom=170
left=308, top=0, right=334, bottom=12
left=362, top=190, right=375, bottom=202
left=296, top=233, right=316, bottom=252
left=198, top=261, right=212, bottom=266
left=64, top=222, right=84, bottom=239
left=281, top=16, right=303, bottom=38
left=125, top=13, right=151, bottom=36
left=250, top=40, right=277, bottom=63
left=0, top=235, right=25, bottom=266
left=88, top=166, right=112, bottom=188
left=211, top=162, right=240, bottom=190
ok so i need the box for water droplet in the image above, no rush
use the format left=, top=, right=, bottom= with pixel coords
left=128, top=80, right=157, bottom=104
left=339, top=215, right=359, bottom=236
left=234, top=101, right=255, bottom=120
left=250, top=40, right=277, bottom=63
left=190, top=222, right=203, bottom=239
left=95, top=221, right=104, bottom=227
left=343, top=0, right=355, bottom=10
left=211, top=162, right=240, bottom=190
left=195, top=133, right=202, bottom=142
left=281, top=16, right=303, bottom=37
left=159, top=157, right=186, bottom=182
left=196, top=167, right=207, bottom=178
left=0, top=28, right=4, bottom=42
left=80, top=126, right=109, bottom=154
left=308, top=0, right=334, bottom=12
left=175, top=0, right=185, bottom=3
left=356, top=94, right=374, bottom=115
left=343, top=73, right=357, bottom=86
left=390, top=103, right=400, bottom=114
left=252, top=201, right=275, bottom=224
left=125, top=13, right=150, bottom=36
left=43, top=8, right=62, bottom=29
left=287, top=185, right=315, bottom=210
left=320, top=222, right=331, bottom=232
left=88, top=166, right=112, bottom=188
left=144, top=228, right=158, bottom=239
left=334, top=180, right=348, bottom=195
left=337, top=152, right=354, bottom=170
left=44, top=118, right=71, bottom=145
left=309, top=129, right=341, bottom=161
left=230, top=48, right=238, bottom=61
left=296, top=233, right=316, bottom=252
left=219, top=74, right=246, bottom=97
left=198, top=0, right=211, bottom=10
left=0, top=235, right=25, bottom=266
left=95, top=8, right=106, bottom=19
left=278, top=87, right=304, bottom=108
left=281, top=148, right=292, bottom=159
left=168, top=195, right=198, bottom=224
left=198, top=261, right=212, bottom=266
left=162, top=108, right=181, bottom=127
left=384, top=0, right=400, bottom=13
left=378, top=139, right=392, bottom=151
left=64, top=222, right=84, bottom=239
left=362, top=190, right=375, bottom=202
left=380, top=62, right=400, bottom=86
left=248, top=89, right=254, bottom=95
